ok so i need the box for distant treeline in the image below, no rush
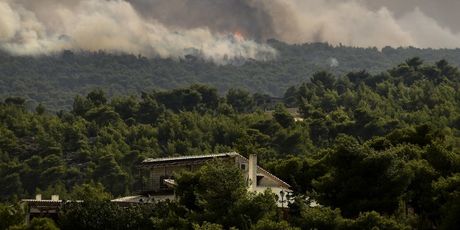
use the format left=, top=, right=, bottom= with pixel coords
left=2, top=40, right=460, bottom=111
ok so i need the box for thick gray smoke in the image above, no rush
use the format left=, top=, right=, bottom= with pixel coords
left=127, top=0, right=460, bottom=48
left=128, top=0, right=282, bottom=41
left=0, top=0, right=277, bottom=63
left=1, top=0, right=460, bottom=63
left=364, top=0, right=460, bottom=33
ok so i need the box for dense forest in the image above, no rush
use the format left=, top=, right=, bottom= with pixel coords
left=1, top=57, right=459, bottom=229
left=2, top=40, right=460, bottom=111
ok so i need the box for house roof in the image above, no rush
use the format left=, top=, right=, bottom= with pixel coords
left=141, top=152, right=291, bottom=189
left=142, top=152, right=240, bottom=164
left=21, top=199, right=63, bottom=204
left=256, top=165, right=291, bottom=189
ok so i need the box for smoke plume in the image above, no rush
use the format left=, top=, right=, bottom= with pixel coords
left=1, top=0, right=460, bottom=63
left=278, top=0, right=460, bottom=48
left=0, top=0, right=277, bottom=63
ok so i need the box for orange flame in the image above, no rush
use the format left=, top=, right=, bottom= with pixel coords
left=234, top=31, right=245, bottom=42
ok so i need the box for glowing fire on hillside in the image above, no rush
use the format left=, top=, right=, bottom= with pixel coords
left=233, top=31, right=245, bottom=42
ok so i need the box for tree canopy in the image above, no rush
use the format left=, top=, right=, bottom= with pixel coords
left=0, top=57, right=460, bottom=229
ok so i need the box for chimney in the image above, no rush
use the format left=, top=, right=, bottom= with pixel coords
left=35, top=194, right=42, bottom=201
left=51, top=195, right=59, bottom=201
left=248, top=154, right=257, bottom=191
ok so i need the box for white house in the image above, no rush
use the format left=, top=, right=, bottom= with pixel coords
left=135, top=152, right=292, bottom=207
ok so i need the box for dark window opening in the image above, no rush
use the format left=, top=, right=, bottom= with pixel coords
left=257, top=175, right=264, bottom=186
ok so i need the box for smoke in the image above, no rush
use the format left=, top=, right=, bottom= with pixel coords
left=397, top=8, right=460, bottom=48
left=329, top=58, right=339, bottom=68
left=127, top=0, right=460, bottom=49
left=0, top=0, right=277, bottom=63
left=1, top=0, right=460, bottom=63
left=127, top=0, right=284, bottom=41
left=279, top=0, right=460, bottom=48
left=363, top=0, right=460, bottom=34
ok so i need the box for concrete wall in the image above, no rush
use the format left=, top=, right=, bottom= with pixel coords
left=258, top=176, right=279, bottom=187
left=148, top=165, right=191, bottom=191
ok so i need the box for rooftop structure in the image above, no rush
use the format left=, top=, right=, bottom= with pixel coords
left=140, top=152, right=291, bottom=206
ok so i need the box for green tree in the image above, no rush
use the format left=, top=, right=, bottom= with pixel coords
left=226, top=89, right=255, bottom=113
left=194, top=161, right=247, bottom=226
left=292, top=205, right=344, bottom=230
left=175, top=161, right=279, bottom=229
left=193, top=222, right=224, bottom=230
left=59, top=201, right=157, bottom=230
left=272, top=104, right=295, bottom=128
left=311, top=71, right=336, bottom=90
left=86, top=89, right=107, bottom=106
left=35, top=104, right=45, bottom=115
left=69, top=182, right=112, bottom=201
left=314, top=135, right=412, bottom=216
left=21, top=218, right=59, bottom=230
left=344, top=211, right=410, bottom=230
left=251, top=219, right=298, bottom=230
left=0, top=203, right=24, bottom=229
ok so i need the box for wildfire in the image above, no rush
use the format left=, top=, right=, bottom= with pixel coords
left=233, top=31, right=245, bottom=42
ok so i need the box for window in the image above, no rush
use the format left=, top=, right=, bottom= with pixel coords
left=240, top=163, right=247, bottom=170
left=257, top=175, right=264, bottom=186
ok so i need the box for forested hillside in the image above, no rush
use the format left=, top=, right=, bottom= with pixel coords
left=2, top=40, right=460, bottom=111
left=1, top=58, right=460, bottom=229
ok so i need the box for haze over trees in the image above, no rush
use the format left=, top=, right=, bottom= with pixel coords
left=2, top=41, right=460, bottom=111
left=0, top=57, right=459, bottom=229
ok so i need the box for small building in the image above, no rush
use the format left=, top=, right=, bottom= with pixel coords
left=21, top=195, right=148, bottom=224
left=21, top=153, right=293, bottom=224
left=20, top=195, right=76, bottom=224
left=139, top=152, right=292, bottom=206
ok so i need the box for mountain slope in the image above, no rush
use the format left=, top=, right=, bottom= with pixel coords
left=1, top=40, right=460, bottom=111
